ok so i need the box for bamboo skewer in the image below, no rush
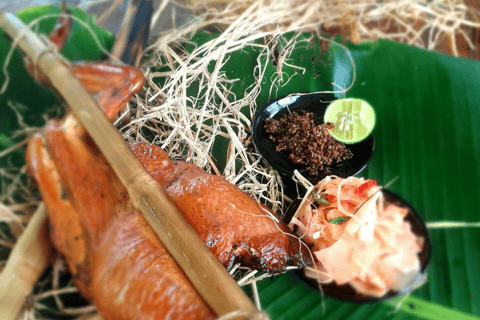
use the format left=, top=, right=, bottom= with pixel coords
left=0, top=12, right=258, bottom=319
left=0, top=203, right=52, bottom=320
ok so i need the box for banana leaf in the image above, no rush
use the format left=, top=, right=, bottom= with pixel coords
left=0, top=4, right=114, bottom=185
left=0, top=5, right=114, bottom=140
left=2, top=5, right=480, bottom=320
left=253, top=38, right=480, bottom=320
left=166, top=33, right=480, bottom=319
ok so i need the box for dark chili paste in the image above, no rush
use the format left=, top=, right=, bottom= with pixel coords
left=264, top=110, right=353, bottom=176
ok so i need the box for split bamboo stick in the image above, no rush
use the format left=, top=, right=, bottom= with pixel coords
left=0, top=12, right=258, bottom=319
left=0, top=203, right=52, bottom=320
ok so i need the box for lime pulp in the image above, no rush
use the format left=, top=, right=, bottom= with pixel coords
left=324, top=98, right=376, bottom=144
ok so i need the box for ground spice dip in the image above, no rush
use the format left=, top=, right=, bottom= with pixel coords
left=264, top=110, right=353, bottom=176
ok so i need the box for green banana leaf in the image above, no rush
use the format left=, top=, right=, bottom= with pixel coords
left=0, top=4, right=114, bottom=185
left=169, top=34, right=480, bottom=319
left=1, top=5, right=480, bottom=320
left=252, top=39, right=480, bottom=320
left=0, top=5, right=114, bottom=140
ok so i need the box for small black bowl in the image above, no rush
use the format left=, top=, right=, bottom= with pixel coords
left=252, top=93, right=375, bottom=196
left=284, top=188, right=432, bottom=303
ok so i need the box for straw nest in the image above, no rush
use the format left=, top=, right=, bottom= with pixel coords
left=1, top=0, right=479, bottom=319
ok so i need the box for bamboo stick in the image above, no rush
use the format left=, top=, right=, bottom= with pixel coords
left=0, top=13, right=257, bottom=318
left=0, top=203, right=52, bottom=320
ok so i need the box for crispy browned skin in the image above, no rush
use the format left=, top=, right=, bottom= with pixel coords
left=27, top=118, right=310, bottom=319
left=132, top=143, right=310, bottom=273
left=27, top=119, right=216, bottom=320
left=27, top=120, right=310, bottom=319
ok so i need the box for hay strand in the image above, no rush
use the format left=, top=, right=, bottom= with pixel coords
left=2, top=1, right=480, bottom=319
left=0, top=11, right=256, bottom=318
left=427, top=221, right=480, bottom=228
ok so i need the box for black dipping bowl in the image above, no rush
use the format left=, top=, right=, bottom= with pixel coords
left=252, top=93, right=375, bottom=197
left=284, top=188, right=432, bottom=303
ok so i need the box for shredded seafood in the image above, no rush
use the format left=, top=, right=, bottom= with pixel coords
left=289, top=176, right=424, bottom=298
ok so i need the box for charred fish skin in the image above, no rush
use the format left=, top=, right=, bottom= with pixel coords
left=131, top=143, right=312, bottom=274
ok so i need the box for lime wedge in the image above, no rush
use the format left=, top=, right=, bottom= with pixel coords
left=324, top=98, right=376, bottom=144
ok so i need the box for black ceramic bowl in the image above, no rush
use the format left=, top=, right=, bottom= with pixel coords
left=252, top=93, right=375, bottom=195
left=284, top=188, right=432, bottom=303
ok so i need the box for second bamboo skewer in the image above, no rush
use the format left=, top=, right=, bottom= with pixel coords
left=0, top=12, right=258, bottom=319
left=0, top=203, right=52, bottom=320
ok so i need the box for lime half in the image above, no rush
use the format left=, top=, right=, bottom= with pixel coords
left=324, top=98, right=376, bottom=144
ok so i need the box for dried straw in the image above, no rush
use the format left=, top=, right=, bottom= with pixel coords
left=1, top=0, right=480, bottom=319
left=2, top=9, right=258, bottom=318
left=123, top=0, right=480, bottom=215
left=183, top=0, right=480, bottom=57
